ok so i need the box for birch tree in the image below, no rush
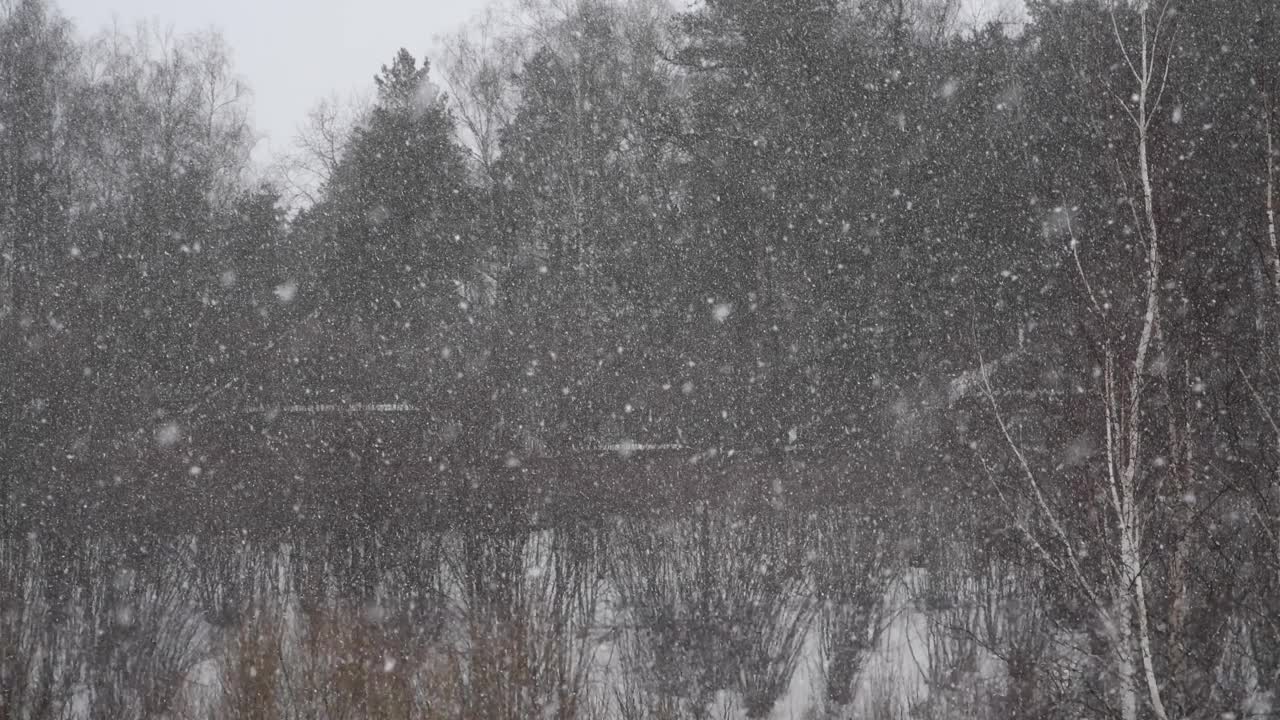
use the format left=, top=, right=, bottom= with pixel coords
left=981, top=2, right=1177, bottom=718
left=1240, top=0, right=1280, bottom=698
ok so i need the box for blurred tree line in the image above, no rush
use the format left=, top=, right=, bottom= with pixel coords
left=1, top=0, right=1278, bottom=514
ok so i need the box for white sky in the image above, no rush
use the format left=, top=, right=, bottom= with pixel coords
left=55, top=0, right=1022, bottom=168
left=57, top=0, right=493, bottom=164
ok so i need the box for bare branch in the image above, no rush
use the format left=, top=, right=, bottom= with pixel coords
left=1066, top=214, right=1106, bottom=318
left=976, top=345, right=1107, bottom=616
left=1110, top=6, right=1143, bottom=87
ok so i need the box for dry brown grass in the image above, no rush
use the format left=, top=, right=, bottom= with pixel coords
left=221, top=605, right=423, bottom=720
left=219, top=595, right=600, bottom=720
left=222, top=611, right=286, bottom=720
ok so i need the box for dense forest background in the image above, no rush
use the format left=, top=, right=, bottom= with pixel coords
left=4, top=0, right=1278, bottom=499
left=0, top=0, right=1267, bottom=462
left=5, top=0, right=1280, bottom=717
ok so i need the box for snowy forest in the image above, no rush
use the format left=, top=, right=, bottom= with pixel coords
left=3, top=0, right=1280, bottom=717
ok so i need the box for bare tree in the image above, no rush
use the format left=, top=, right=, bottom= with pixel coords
left=1255, top=3, right=1280, bottom=609
left=272, top=93, right=365, bottom=210
left=434, top=4, right=524, bottom=180
left=1237, top=4, right=1280, bottom=704
left=980, top=3, right=1178, bottom=719
left=76, top=21, right=256, bottom=217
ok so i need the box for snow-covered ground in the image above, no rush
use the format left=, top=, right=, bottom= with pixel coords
left=6, top=523, right=1275, bottom=720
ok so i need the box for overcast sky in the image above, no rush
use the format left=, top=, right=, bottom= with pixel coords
left=56, top=0, right=1022, bottom=168
left=57, top=0, right=493, bottom=164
